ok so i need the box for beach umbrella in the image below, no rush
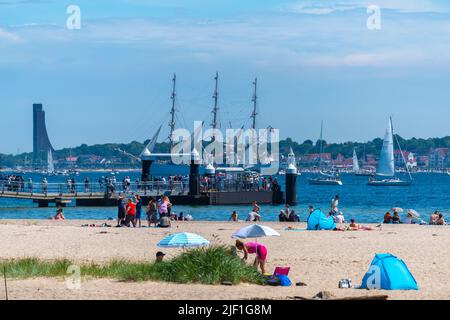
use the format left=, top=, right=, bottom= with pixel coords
left=232, top=224, right=280, bottom=239
left=157, top=232, right=210, bottom=248
left=391, top=207, right=404, bottom=213
left=407, top=209, right=421, bottom=219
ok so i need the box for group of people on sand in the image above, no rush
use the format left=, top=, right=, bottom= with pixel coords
left=117, top=194, right=192, bottom=228
left=383, top=209, right=446, bottom=225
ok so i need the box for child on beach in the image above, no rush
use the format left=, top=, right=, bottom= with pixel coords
left=436, top=214, right=446, bottom=225
left=235, top=240, right=267, bottom=275
left=50, top=206, right=65, bottom=220
left=229, top=211, right=238, bottom=222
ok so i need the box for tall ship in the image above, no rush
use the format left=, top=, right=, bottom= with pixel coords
left=368, top=117, right=412, bottom=186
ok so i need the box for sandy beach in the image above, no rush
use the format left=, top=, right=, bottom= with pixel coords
left=0, top=219, right=449, bottom=300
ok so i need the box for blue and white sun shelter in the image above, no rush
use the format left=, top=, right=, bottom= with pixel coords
left=158, top=232, right=210, bottom=248
left=306, top=209, right=336, bottom=230
left=360, top=253, right=418, bottom=290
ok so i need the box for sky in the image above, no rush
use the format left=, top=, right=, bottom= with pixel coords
left=1, top=0, right=450, bottom=154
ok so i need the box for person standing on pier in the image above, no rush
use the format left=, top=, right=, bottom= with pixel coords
left=28, top=178, right=33, bottom=193
left=84, top=177, right=90, bottom=193
left=42, top=177, right=48, bottom=194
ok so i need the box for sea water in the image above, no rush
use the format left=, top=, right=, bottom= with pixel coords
left=1, top=168, right=449, bottom=223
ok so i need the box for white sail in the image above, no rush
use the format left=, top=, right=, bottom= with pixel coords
left=352, top=148, right=360, bottom=172
left=376, top=119, right=395, bottom=177
left=47, top=149, right=55, bottom=173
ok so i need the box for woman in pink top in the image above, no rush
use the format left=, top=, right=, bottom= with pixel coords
left=235, top=240, right=268, bottom=274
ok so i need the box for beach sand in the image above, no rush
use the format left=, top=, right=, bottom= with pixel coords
left=0, top=219, right=448, bottom=300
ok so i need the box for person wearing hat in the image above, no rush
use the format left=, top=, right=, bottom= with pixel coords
left=156, top=251, right=166, bottom=263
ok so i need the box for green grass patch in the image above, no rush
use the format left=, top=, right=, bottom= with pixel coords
left=0, top=246, right=264, bottom=285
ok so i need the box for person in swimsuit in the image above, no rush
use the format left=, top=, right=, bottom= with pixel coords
left=235, top=240, right=268, bottom=274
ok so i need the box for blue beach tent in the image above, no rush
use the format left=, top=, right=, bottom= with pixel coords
left=306, top=209, right=336, bottom=230
left=360, top=253, right=418, bottom=290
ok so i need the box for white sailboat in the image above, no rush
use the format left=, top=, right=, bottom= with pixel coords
left=368, top=118, right=412, bottom=186
left=353, top=148, right=373, bottom=176
left=308, top=121, right=343, bottom=186
left=46, top=149, right=55, bottom=175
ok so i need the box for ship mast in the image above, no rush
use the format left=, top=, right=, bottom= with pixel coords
left=168, top=73, right=177, bottom=150
left=251, top=77, right=258, bottom=130
left=211, top=72, right=219, bottom=132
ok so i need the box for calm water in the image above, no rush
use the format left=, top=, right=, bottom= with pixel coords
left=1, top=167, right=449, bottom=223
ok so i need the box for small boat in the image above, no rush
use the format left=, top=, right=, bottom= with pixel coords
left=308, top=121, right=343, bottom=186
left=353, top=148, right=373, bottom=176
left=308, top=176, right=343, bottom=186
left=368, top=118, right=412, bottom=187
left=278, top=170, right=286, bottom=175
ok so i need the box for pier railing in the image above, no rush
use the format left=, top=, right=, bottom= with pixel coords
left=0, top=178, right=268, bottom=199
left=0, top=180, right=189, bottom=197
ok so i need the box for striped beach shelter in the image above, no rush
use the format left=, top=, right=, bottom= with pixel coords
left=157, top=232, right=210, bottom=248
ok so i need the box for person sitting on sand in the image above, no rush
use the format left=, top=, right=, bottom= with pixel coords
left=392, top=212, right=401, bottom=224
left=436, top=214, right=446, bottom=225
left=349, top=218, right=375, bottom=231
left=383, top=212, right=392, bottom=224
left=334, top=211, right=345, bottom=224
left=288, top=210, right=300, bottom=222
left=178, top=212, right=185, bottom=221
left=252, top=201, right=260, bottom=214
left=229, top=211, right=238, bottom=222
left=246, top=211, right=261, bottom=222
left=235, top=240, right=267, bottom=274
left=279, top=209, right=287, bottom=222
left=158, top=215, right=171, bottom=228
left=51, top=206, right=65, bottom=220
left=405, top=212, right=414, bottom=224
left=430, top=211, right=439, bottom=225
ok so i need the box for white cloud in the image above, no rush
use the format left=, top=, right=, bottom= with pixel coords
left=0, top=27, right=22, bottom=43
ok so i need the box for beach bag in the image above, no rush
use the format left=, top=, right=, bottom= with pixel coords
left=277, top=275, right=292, bottom=287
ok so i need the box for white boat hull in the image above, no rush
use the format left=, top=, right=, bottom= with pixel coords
left=308, top=178, right=343, bottom=186
left=367, top=179, right=412, bottom=186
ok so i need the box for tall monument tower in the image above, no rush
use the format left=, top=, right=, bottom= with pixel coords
left=33, top=103, right=54, bottom=166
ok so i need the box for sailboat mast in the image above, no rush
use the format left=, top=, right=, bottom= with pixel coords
left=168, top=73, right=177, bottom=150
left=391, top=117, right=413, bottom=180
left=319, top=120, right=324, bottom=166
left=251, top=78, right=258, bottom=130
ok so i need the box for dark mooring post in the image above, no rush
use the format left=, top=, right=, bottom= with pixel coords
left=189, top=149, right=201, bottom=196
left=285, top=148, right=298, bottom=206
left=141, top=159, right=153, bottom=182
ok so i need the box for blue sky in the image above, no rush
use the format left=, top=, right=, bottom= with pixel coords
left=1, top=0, right=450, bottom=154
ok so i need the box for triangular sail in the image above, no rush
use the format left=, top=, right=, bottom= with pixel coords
left=47, top=149, right=55, bottom=173
left=352, top=148, right=360, bottom=172
left=376, top=119, right=395, bottom=177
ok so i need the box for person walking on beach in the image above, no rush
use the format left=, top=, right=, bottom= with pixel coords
left=235, top=240, right=268, bottom=275
left=134, top=195, right=142, bottom=227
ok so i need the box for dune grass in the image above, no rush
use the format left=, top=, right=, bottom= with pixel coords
left=0, top=246, right=264, bottom=285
